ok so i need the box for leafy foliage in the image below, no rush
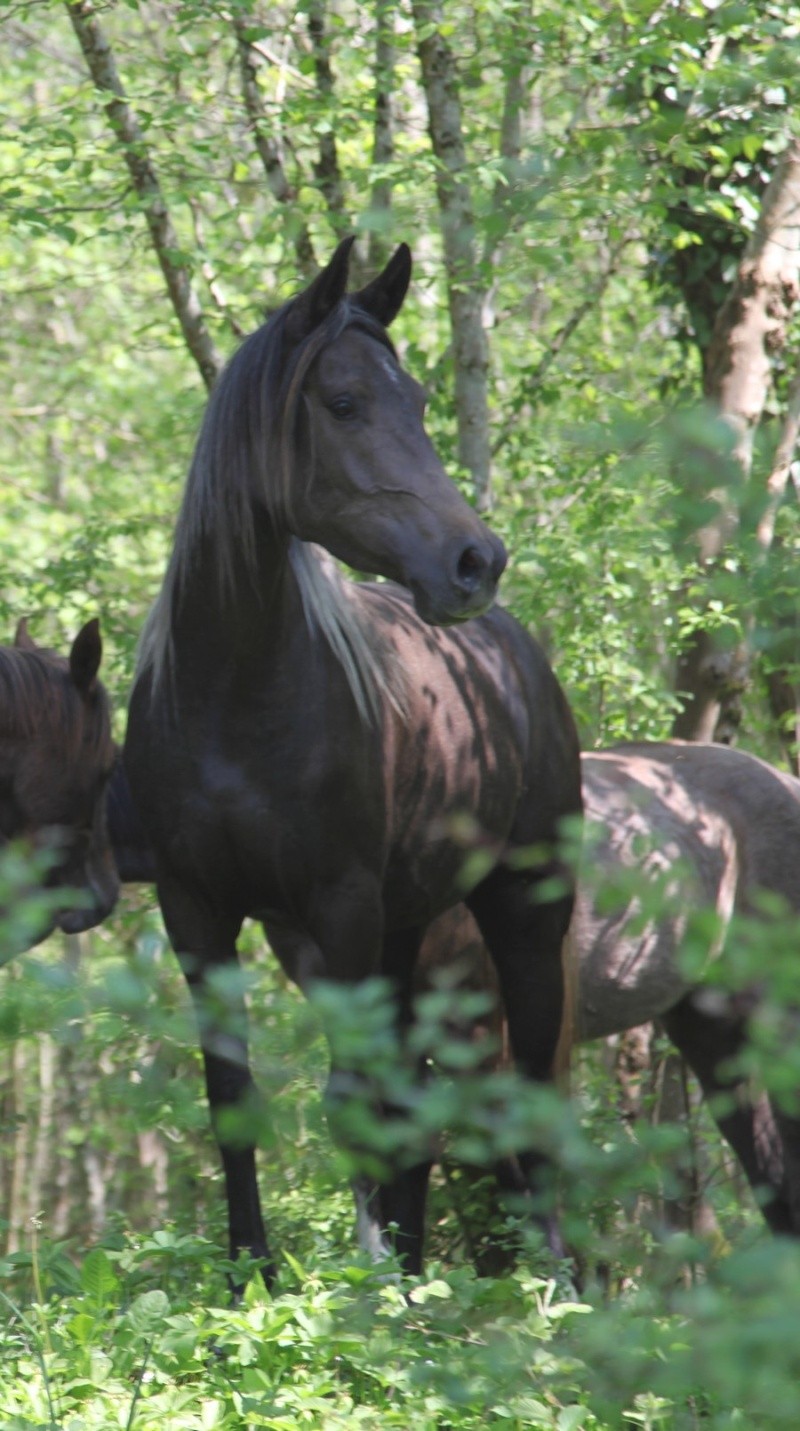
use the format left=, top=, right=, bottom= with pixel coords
left=3, top=1, right=800, bottom=1425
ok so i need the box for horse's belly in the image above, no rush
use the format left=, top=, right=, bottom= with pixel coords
left=575, top=896, right=693, bottom=1041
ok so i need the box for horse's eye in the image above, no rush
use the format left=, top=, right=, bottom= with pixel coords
left=329, top=395, right=355, bottom=420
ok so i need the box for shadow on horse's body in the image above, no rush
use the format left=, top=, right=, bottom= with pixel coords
left=0, top=619, right=118, bottom=953
left=419, top=740, right=800, bottom=1235
left=122, top=241, right=582, bottom=1280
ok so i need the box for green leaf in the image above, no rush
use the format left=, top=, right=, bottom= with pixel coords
left=126, top=1289, right=171, bottom=1333
left=80, top=1248, right=119, bottom=1302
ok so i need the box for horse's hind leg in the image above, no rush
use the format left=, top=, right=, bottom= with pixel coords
left=465, top=864, right=573, bottom=1254
left=662, top=994, right=795, bottom=1235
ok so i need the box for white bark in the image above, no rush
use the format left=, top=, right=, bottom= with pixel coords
left=233, top=13, right=317, bottom=281
left=411, top=0, right=491, bottom=505
left=673, top=139, right=800, bottom=741
left=66, top=1, right=223, bottom=391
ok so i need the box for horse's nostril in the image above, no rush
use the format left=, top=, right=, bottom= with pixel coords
left=456, top=545, right=488, bottom=591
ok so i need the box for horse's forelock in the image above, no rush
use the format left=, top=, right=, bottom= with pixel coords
left=277, top=302, right=396, bottom=520
left=175, top=298, right=395, bottom=572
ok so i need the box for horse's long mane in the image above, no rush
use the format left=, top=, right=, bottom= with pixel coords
left=139, top=297, right=405, bottom=722
left=0, top=646, right=109, bottom=760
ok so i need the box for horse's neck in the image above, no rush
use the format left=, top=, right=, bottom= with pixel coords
left=168, top=519, right=310, bottom=678
left=160, top=515, right=390, bottom=724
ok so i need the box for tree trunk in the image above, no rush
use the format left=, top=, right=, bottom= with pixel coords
left=366, top=0, right=395, bottom=271
left=307, top=0, right=347, bottom=238
left=672, top=138, right=800, bottom=741
left=756, top=362, right=800, bottom=772
left=66, top=0, right=223, bottom=391
left=233, top=12, right=317, bottom=281
left=29, top=1035, right=56, bottom=1231
left=7, top=1040, right=30, bottom=1253
left=411, top=0, right=491, bottom=506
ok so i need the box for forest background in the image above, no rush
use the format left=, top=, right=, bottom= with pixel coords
left=3, top=1, right=800, bottom=1427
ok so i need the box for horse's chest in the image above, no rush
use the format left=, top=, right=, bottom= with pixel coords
left=168, top=723, right=381, bottom=906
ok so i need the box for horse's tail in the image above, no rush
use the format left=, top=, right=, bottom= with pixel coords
left=551, top=916, right=578, bottom=1088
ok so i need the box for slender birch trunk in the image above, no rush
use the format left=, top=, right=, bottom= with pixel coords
left=7, top=1041, right=29, bottom=1253
left=232, top=13, right=317, bottom=281
left=307, top=0, right=347, bottom=237
left=367, top=0, right=395, bottom=271
left=411, top=0, right=491, bottom=505
left=28, top=1036, right=56, bottom=1230
left=66, top=1, right=223, bottom=391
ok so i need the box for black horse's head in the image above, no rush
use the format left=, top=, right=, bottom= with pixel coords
left=246, top=240, right=507, bottom=625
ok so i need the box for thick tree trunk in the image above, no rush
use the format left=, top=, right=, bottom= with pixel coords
left=672, top=139, right=800, bottom=741
left=66, top=1, right=223, bottom=391
left=757, top=363, right=800, bottom=772
left=411, top=0, right=491, bottom=505
left=703, top=140, right=800, bottom=458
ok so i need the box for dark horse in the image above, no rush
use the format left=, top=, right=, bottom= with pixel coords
left=1, top=619, right=118, bottom=951
left=418, top=741, right=800, bottom=1235
left=124, top=240, right=581, bottom=1280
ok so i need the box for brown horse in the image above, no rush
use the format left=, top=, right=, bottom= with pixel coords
left=123, top=240, right=582, bottom=1281
left=419, top=740, right=800, bottom=1235
left=1, top=619, right=118, bottom=951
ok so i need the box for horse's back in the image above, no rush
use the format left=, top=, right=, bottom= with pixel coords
left=577, top=741, right=800, bottom=1039
left=587, top=740, right=800, bottom=905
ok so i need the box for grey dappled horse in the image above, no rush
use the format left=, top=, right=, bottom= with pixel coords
left=420, top=741, right=800, bottom=1235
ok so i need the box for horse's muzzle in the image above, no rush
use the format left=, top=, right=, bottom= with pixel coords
left=411, top=531, right=507, bottom=625
left=56, top=892, right=118, bottom=935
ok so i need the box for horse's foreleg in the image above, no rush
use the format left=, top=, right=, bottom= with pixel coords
left=375, top=924, right=433, bottom=1275
left=466, top=866, right=573, bottom=1257
left=197, top=1024, right=276, bottom=1284
left=466, top=866, right=571, bottom=1080
left=313, top=904, right=433, bottom=1274
left=662, top=994, right=795, bottom=1235
left=159, top=879, right=275, bottom=1287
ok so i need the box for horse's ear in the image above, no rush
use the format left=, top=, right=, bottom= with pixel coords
left=14, top=618, right=37, bottom=651
left=69, top=619, right=102, bottom=695
left=352, top=243, right=412, bottom=328
left=283, top=237, right=356, bottom=346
